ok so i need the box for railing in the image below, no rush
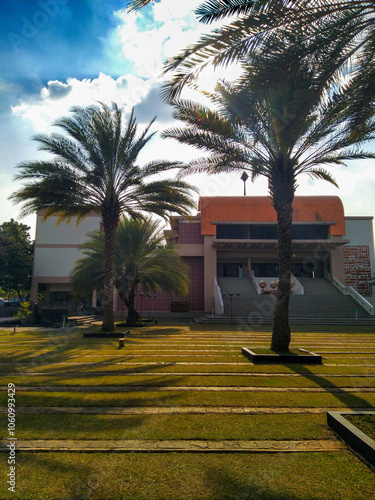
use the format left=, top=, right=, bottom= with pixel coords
left=290, top=274, right=304, bottom=295
left=348, top=286, right=374, bottom=316
left=324, top=271, right=374, bottom=316
left=249, top=271, right=262, bottom=294
left=324, top=271, right=350, bottom=295
left=214, top=277, right=224, bottom=315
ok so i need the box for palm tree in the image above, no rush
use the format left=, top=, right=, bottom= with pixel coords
left=11, top=103, right=196, bottom=331
left=193, top=0, right=375, bottom=129
left=163, top=34, right=375, bottom=351
left=71, top=217, right=190, bottom=324
left=128, top=0, right=375, bottom=120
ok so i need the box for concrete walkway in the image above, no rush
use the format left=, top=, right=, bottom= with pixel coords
left=0, top=439, right=344, bottom=453
left=1, top=406, right=372, bottom=415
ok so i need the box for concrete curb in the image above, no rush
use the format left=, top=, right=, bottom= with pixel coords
left=327, top=411, right=375, bottom=468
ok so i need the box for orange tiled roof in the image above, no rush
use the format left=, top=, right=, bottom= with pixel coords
left=198, top=196, right=345, bottom=236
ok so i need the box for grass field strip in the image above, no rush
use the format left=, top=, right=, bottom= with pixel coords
left=3, top=371, right=374, bottom=377
left=3, top=385, right=374, bottom=393
left=3, top=361, right=375, bottom=367
left=1, top=406, right=372, bottom=414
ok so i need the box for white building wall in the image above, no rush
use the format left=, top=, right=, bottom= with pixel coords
left=33, top=248, right=88, bottom=277
left=35, top=214, right=100, bottom=245
left=31, top=214, right=101, bottom=300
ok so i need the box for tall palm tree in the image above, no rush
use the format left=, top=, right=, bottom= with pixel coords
left=192, top=0, right=375, bottom=128
left=71, top=217, right=190, bottom=324
left=11, top=103, right=196, bottom=331
left=163, top=34, right=375, bottom=351
left=128, top=0, right=375, bottom=121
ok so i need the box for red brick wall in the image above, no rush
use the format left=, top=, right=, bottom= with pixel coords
left=183, top=256, right=204, bottom=311
left=343, top=245, right=372, bottom=295
left=178, top=222, right=204, bottom=244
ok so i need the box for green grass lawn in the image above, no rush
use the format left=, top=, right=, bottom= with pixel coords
left=0, top=413, right=332, bottom=441
left=1, top=452, right=374, bottom=500
left=345, top=413, right=375, bottom=440
left=1, top=324, right=375, bottom=499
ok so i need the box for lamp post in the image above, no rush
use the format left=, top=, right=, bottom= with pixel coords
left=241, top=171, right=249, bottom=196
left=222, top=292, right=240, bottom=323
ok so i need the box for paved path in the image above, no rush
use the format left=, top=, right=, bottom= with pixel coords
left=0, top=439, right=344, bottom=453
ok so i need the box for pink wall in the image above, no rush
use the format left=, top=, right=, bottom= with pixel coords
left=117, top=256, right=205, bottom=314
left=178, top=223, right=204, bottom=244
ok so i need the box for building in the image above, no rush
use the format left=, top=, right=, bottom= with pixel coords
left=31, top=196, right=375, bottom=316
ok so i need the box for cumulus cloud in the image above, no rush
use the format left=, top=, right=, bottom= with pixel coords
left=3, top=1, right=374, bottom=240
left=11, top=73, right=152, bottom=133
left=41, top=80, right=72, bottom=100
left=134, top=83, right=174, bottom=124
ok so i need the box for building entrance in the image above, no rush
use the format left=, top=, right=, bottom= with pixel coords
left=217, top=263, right=244, bottom=278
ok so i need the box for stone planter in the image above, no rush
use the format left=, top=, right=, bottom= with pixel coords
left=242, top=347, right=322, bottom=364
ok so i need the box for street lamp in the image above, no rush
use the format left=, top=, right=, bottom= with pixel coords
left=241, top=171, right=249, bottom=196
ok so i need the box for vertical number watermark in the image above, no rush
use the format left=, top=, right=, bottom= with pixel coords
left=7, top=383, right=16, bottom=493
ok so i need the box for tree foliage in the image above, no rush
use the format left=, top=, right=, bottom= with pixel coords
left=0, top=219, right=33, bottom=300
left=128, top=0, right=375, bottom=126
left=11, top=103, right=196, bottom=331
left=71, top=217, right=190, bottom=323
left=164, top=32, right=375, bottom=350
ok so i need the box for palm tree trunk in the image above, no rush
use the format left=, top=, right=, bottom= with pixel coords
left=121, top=288, right=140, bottom=324
left=101, top=220, right=116, bottom=332
left=271, top=185, right=294, bottom=352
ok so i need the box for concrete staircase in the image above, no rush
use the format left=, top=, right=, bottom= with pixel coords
left=196, top=277, right=374, bottom=325
left=217, top=277, right=258, bottom=296
left=217, top=277, right=275, bottom=322
left=289, top=278, right=370, bottom=319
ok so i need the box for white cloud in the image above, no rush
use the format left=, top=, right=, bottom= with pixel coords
left=11, top=73, right=152, bottom=133
left=2, top=2, right=374, bottom=241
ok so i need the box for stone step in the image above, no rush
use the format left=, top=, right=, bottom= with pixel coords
left=217, top=277, right=258, bottom=296
left=195, top=315, right=375, bottom=326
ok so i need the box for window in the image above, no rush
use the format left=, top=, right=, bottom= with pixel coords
left=216, top=224, right=329, bottom=239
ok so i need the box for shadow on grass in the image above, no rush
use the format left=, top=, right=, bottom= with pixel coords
left=289, top=364, right=374, bottom=409
left=203, top=466, right=303, bottom=500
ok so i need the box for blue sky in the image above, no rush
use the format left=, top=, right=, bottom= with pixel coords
left=1, top=0, right=374, bottom=239
left=1, top=0, right=132, bottom=107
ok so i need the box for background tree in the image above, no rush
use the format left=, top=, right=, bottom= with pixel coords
left=11, top=103, right=196, bottom=331
left=164, top=33, right=375, bottom=351
left=0, top=219, right=33, bottom=301
left=71, top=217, right=190, bottom=324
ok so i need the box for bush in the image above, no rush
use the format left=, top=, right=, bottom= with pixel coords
left=13, top=301, right=32, bottom=323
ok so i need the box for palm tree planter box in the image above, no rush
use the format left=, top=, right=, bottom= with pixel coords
left=327, top=411, right=375, bottom=469
left=116, top=322, right=145, bottom=328
left=83, top=331, right=130, bottom=338
left=241, top=347, right=322, bottom=364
